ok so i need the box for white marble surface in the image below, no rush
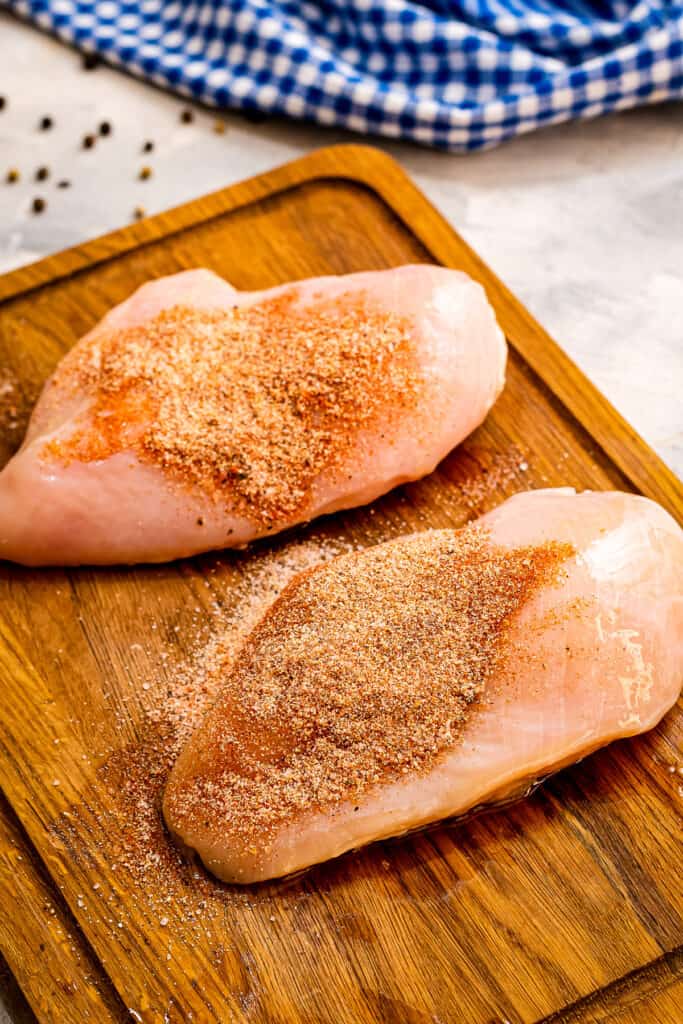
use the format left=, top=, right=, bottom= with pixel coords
left=1, top=13, right=682, bottom=476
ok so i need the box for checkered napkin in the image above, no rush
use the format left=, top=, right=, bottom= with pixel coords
left=5, top=0, right=683, bottom=151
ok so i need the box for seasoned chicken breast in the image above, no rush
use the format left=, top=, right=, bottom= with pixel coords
left=163, top=489, right=683, bottom=883
left=0, top=265, right=505, bottom=565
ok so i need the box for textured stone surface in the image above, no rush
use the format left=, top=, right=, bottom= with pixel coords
left=0, top=12, right=681, bottom=474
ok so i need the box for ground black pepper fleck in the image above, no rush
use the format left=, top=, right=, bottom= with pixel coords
left=139, top=166, right=152, bottom=180
left=57, top=179, right=71, bottom=189
left=82, top=133, right=96, bottom=149
left=39, top=115, right=53, bottom=131
left=180, top=109, right=194, bottom=123
left=35, top=166, right=49, bottom=181
left=32, top=197, right=46, bottom=214
left=6, top=168, right=19, bottom=183
left=99, top=120, right=112, bottom=136
left=142, top=140, right=154, bottom=153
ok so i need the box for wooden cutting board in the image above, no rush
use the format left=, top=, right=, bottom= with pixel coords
left=0, top=145, right=680, bottom=1024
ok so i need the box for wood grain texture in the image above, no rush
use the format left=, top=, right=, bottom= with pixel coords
left=0, top=145, right=681, bottom=1024
left=0, top=795, right=124, bottom=1024
left=543, top=948, right=682, bottom=1023
left=0, top=953, right=38, bottom=1024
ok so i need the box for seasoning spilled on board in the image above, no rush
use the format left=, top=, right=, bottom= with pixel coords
left=48, top=515, right=575, bottom=943
left=455, top=445, right=530, bottom=511
left=58, top=534, right=357, bottom=935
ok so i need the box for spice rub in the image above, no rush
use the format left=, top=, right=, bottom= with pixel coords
left=164, top=522, right=574, bottom=877
left=163, top=488, right=683, bottom=885
left=1, top=265, right=507, bottom=564
left=47, top=290, right=420, bottom=525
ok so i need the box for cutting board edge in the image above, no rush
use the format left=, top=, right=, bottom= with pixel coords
left=0, top=142, right=679, bottom=519
left=0, top=143, right=681, bottom=1024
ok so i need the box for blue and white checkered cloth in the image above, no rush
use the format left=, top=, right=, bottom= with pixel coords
left=5, top=1, right=683, bottom=151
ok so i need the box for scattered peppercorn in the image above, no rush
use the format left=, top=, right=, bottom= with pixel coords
left=139, top=166, right=152, bottom=180
left=39, top=116, right=54, bottom=131
left=57, top=179, right=71, bottom=189
left=99, top=120, right=112, bottom=137
left=0, top=97, right=6, bottom=111
left=180, top=109, right=194, bottom=124
left=82, top=133, right=96, bottom=149
left=142, top=140, right=154, bottom=153
left=82, top=53, right=100, bottom=71
left=213, top=119, right=226, bottom=134
left=35, top=166, right=49, bottom=182
left=133, top=205, right=146, bottom=220
left=32, top=197, right=46, bottom=214
left=6, top=168, right=19, bottom=184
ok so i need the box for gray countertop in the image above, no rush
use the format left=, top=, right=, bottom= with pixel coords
left=0, top=10, right=681, bottom=1022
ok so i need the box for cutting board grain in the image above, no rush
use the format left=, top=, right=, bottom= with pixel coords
left=0, top=795, right=125, bottom=1024
left=0, top=145, right=681, bottom=1024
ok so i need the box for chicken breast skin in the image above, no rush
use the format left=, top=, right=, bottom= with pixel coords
left=0, top=265, right=506, bottom=565
left=163, top=489, right=683, bottom=884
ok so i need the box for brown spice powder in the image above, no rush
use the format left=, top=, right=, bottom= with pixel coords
left=167, top=526, right=574, bottom=847
left=91, top=535, right=355, bottom=908
left=150, top=535, right=357, bottom=745
left=46, top=290, right=420, bottom=525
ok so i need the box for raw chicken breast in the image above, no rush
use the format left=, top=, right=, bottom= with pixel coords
left=0, top=265, right=505, bottom=565
left=163, top=488, right=683, bottom=884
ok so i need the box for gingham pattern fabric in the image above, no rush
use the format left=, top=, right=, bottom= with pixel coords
left=5, top=1, right=683, bottom=151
